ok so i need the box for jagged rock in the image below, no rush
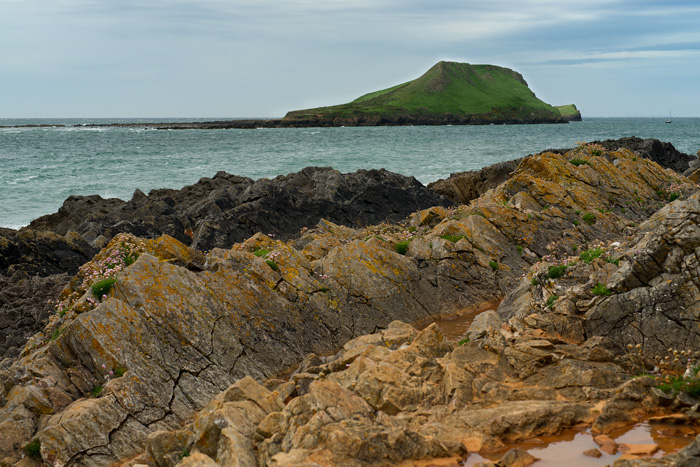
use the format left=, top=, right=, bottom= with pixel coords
left=26, top=167, right=453, bottom=250
left=593, top=136, right=696, bottom=174
left=2, top=142, right=699, bottom=465
left=428, top=159, right=522, bottom=205
left=428, top=138, right=693, bottom=206
left=0, top=168, right=451, bottom=362
left=0, top=273, right=68, bottom=359
left=585, top=192, right=700, bottom=358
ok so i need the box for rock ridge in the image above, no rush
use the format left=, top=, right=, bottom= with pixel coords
left=1, top=142, right=699, bottom=464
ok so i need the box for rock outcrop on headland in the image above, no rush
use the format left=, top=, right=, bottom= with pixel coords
left=1, top=142, right=698, bottom=465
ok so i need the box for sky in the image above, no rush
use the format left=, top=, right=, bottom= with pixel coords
left=2, top=0, right=699, bottom=118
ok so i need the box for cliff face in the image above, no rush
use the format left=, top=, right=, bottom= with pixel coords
left=1, top=142, right=698, bottom=465
left=283, top=61, right=572, bottom=126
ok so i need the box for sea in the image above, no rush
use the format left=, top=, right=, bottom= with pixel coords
left=1, top=117, right=699, bottom=230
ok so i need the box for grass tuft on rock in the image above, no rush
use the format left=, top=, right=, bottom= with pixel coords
left=395, top=241, right=410, bottom=255
left=440, top=234, right=466, bottom=243
left=91, top=277, right=117, bottom=300
left=592, top=282, right=611, bottom=296
left=23, top=439, right=41, bottom=460
left=582, top=213, right=597, bottom=225
left=580, top=247, right=604, bottom=264
left=547, top=265, right=567, bottom=279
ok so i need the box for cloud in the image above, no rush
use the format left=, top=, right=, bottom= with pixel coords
left=2, top=0, right=699, bottom=117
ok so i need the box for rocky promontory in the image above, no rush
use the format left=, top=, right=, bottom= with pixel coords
left=3, top=141, right=700, bottom=465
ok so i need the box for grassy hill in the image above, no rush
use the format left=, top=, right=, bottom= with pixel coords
left=283, top=61, right=577, bottom=126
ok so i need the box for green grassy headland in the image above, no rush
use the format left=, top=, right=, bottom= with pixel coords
left=283, top=61, right=579, bottom=126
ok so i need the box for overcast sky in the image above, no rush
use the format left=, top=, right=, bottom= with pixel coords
left=2, top=0, right=699, bottom=118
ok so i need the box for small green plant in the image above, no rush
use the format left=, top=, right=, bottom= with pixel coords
left=114, top=366, right=127, bottom=378
left=570, top=158, right=589, bottom=167
left=179, top=448, right=190, bottom=459
left=440, top=234, right=466, bottom=243
left=547, top=265, right=567, bottom=279
left=658, top=376, right=700, bottom=398
left=23, top=438, right=41, bottom=460
left=265, top=260, right=279, bottom=271
left=574, top=210, right=582, bottom=215
left=573, top=220, right=580, bottom=226
left=656, top=189, right=664, bottom=198
left=124, top=253, right=139, bottom=266
left=395, top=241, right=410, bottom=255
left=50, top=327, right=62, bottom=341
left=458, top=338, right=470, bottom=345
left=489, top=261, right=499, bottom=271
left=582, top=213, right=597, bottom=225
left=531, top=277, right=539, bottom=286
left=580, top=247, right=604, bottom=264
left=620, top=207, right=626, bottom=214
left=470, top=211, right=486, bottom=218
left=92, top=385, right=104, bottom=398
left=592, top=282, right=611, bottom=296
left=572, top=244, right=579, bottom=252
left=546, top=295, right=559, bottom=308
left=254, top=249, right=270, bottom=257
left=669, top=192, right=680, bottom=202
left=91, top=277, right=117, bottom=300
left=598, top=207, right=611, bottom=214
left=516, top=245, right=523, bottom=255
left=407, top=226, right=417, bottom=233
left=606, top=257, right=621, bottom=266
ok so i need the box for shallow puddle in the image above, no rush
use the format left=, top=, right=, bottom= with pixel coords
left=461, top=422, right=699, bottom=466
left=418, top=302, right=500, bottom=340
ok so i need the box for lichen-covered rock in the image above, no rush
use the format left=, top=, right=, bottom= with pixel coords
left=2, top=142, right=698, bottom=465
left=137, top=316, right=636, bottom=466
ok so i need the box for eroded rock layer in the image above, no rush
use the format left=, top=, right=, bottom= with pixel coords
left=1, top=142, right=699, bottom=466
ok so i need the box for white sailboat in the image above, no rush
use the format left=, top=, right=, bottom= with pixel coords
left=666, top=108, right=672, bottom=123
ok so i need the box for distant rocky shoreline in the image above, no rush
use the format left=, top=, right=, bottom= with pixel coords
left=0, top=116, right=578, bottom=130
left=2, top=137, right=700, bottom=466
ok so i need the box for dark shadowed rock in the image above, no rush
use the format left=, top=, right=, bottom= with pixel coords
left=593, top=136, right=696, bottom=174
left=26, top=167, right=454, bottom=251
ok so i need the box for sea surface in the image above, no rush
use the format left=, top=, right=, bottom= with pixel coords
left=1, top=117, right=698, bottom=229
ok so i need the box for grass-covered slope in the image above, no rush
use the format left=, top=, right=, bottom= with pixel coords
left=283, top=61, right=574, bottom=126
left=555, top=104, right=582, bottom=121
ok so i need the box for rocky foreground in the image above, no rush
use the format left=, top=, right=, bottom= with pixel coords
left=2, top=141, right=700, bottom=466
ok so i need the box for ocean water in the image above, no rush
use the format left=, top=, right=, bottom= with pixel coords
left=1, top=117, right=699, bottom=229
